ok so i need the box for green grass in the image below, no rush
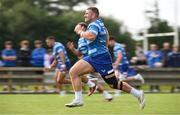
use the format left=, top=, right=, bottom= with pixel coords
left=0, top=94, right=180, bottom=115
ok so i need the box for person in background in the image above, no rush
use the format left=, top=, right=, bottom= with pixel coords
left=1, top=41, right=16, bottom=67
left=167, top=45, right=180, bottom=92
left=44, top=49, right=54, bottom=68
left=131, top=44, right=146, bottom=65
left=1, top=41, right=16, bottom=91
left=0, top=59, right=4, bottom=67
left=161, top=42, right=171, bottom=67
left=108, top=36, right=145, bottom=96
left=17, top=40, right=31, bottom=67
left=145, top=44, right=162, bottom=92
left=16, top=40, right=31, bottom=91
left=31, top=40, right=46, bottom=67
left=145, top=44, right=163, bottom=68
left=167, top=45, right=180, bottom=67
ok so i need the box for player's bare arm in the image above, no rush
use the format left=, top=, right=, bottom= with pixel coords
left=113, top=53, right=122, bottom=68
left=74, top=24, right=96, bottom=41
left=106, top=29, right=109, bottom=48
left=67, top=41, right=83, bottom=57
left=59, top=51, right=66, bottom=70
left=2, top=56, right=17, bottom=61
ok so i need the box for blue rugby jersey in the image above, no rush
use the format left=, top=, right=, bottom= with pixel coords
left=145, top=50, right=162, bottom=67
left=53, top=42, right=70, bottom=64
left=77, top=37, right=88, bottom=57
left=113, top=42, right=129, bottom=66
left=86, top=18, right=108, bottom=57
left=31, top=48, right=46, bottom=67
left=1, top=49, right=16, bottom=66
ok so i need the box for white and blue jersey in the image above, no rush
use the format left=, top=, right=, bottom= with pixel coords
left=53, top=42, right=71, bottom=71
left=86, top=18, right=109, bottom=57
left=83, top=18, right=113, bottom=77
left=113, top=43, right=129, bottom=66
left=77, top=37, right=88, bottom=57
left=113, top=42, right=137, bottom=77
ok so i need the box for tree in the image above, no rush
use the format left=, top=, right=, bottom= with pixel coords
left=0, top=0, right=136, bottom=61
left=147, top=18, right=174, bottom=48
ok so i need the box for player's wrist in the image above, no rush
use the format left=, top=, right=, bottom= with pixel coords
left=77, top=30, right=84, bottom=36
left=61, top=64, right=66, bottom=68
left=80, top=31, right=84, bottom=37
left=48, top=65, right=52, bottom=69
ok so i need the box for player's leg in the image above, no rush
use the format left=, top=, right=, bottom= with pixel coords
left=102, top=75, right=145, bottom=109
left=117, top=66, right=145, bottom=83
left=88, top=73, right=113, bottom=101
left=56, top=71, right=71, bottom=84
left=81, top=75, right=96, bottom=90
left=54, top=70, right=69, bottom=95
left=125, top=68, right=144, bottom=83
left=99, top=63, right=145, bottom=109
left=95, top=84, right=113, bottom=101
left=114, top=69, right=122, bottom=96
left=65, top=59, right=95, bottom=107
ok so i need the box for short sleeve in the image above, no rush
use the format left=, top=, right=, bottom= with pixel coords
left=55, top=46, right=63, bottom=53
left=115, top=46, right=123, bottom=54
left=87, top=24, right=99, bottom=36
left=1, top=50, right=6, bottom=56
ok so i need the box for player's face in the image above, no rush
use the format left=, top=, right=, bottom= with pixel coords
left=150, top=45, right=157, bottom=51
left=84, top=9, right=94, bottom=22
left=46, top=39, right=54, bottom=47
left=108, top=40, right=115, bottom=47
left=5, top=44, right=12, bottom=49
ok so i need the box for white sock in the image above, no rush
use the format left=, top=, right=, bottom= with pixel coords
left=87, top=80, right=95, bottom=87
left=103, top=91, right=109, bottom=95
left=75, top=91, right=83, bottom=102
left=134, top=74, right=138, bottom=79
left=130, top=88, right=141, bottom=98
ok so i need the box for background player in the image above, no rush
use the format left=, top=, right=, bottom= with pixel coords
left=44, top=36, right=96, bottom=95
left=108, top=36, right=145, bottom=96
left=44, top=36, right=71, bottom=95
left=108, top=36, right=144, bottom=83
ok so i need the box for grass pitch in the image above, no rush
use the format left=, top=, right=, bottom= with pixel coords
left=0, top=93, right=179, bottom=115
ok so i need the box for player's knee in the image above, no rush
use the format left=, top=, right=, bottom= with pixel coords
left=69, top=67, right=80, bottom=79
left=69, top=68, right=75, bottom=78
left=57, top=79, right=63, bottom=84
left=56, top=77, right=63, bottom=84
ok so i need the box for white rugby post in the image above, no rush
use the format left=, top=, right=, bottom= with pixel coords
left=174, top=0, right=179, bottom=46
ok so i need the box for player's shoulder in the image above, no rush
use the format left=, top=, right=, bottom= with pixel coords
left=54, top=42, right=65, bottom=49
left=88, top=20, right=101, bottom=29
left=55, top=42, right=64, bottom=47
left=114, top=43, right=123, bottom=49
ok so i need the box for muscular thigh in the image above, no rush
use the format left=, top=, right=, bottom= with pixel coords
left=70, top=59, right=95, bottom=77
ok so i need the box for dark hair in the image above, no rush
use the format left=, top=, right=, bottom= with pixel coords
left=109, top=36, right=116, bottom=41
left=47, top=48, right=53, bottom=53
left=87, top=7, right=99, bottom=17
left=78, top=22, right=88, bottom=29
left=46, top=36, right=55, bottom=40
left=34, top=40, right=42, bottom=44
left=5, top=41, right=13, bottom=45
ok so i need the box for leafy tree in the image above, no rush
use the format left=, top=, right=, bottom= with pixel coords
left=147, top=19, right=174, bottom=48
left=0, top=0, right=136, bottom=62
